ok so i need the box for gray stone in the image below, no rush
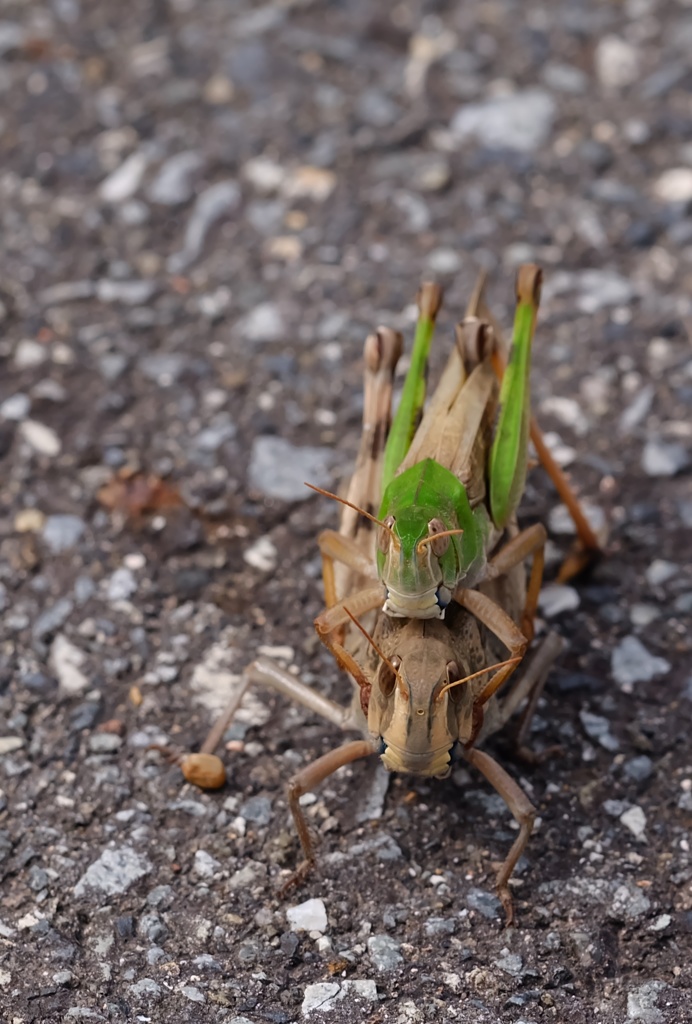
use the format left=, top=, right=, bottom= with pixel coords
left=543, top=269, right=637, bottom=313
left=167, top=180, right=241, bottom=272
left=642, top=440, right=689, bottom=477
left=139, top=352, right=187, bottom=385
left=39, top=280, right=96, bottom=306
left=100, top=151, right=150, bottom=203
left=624, top=756, right=654, bottom=783
left=579, top=710, right=619, bottom=751
left=74, top=846, right=152, bottom=897
left=96, top=279, right=158, bottom=306
left=248, top=436, right=334, bottom=501
left=451, top=89, right=556, bottom=152
left=0, top=582, right=7, bottom=613
left=466, top=887, right=502, bottom=919
left=128, top=978, right=162, bottom=1000
left=33, top=598, right=74, bottom=641
left=424, top=917, right=456, bottom=937
left=611, top=636, right=671, bottom=689
left=181, top=985, right=205, bottom=1003
left=239, top=795, right=273, bottom=825
left=610, top=881, right=651, bottom=921
left=42, top=515, right=86, bottom=554
left=106, top=567, right=138, bottom=602
left=193, top=954, right=221, bottom=971
left=645, top=560, right=677, bottom=587
left=0, top=393, right=30, bottom=420
left=138, top=912, right=168, bottom=943
left=346, top=833, right=402, bottom=862
left=193, top=849, right=221, bottom=879
left=88, top=733, right=123, bottom=754
left=494, top=952, right=524, bottom=977
left=627, top=981, right=668, bottom=1023
left=0, top=21, right=25, bottom=56
left=239, top=302, right=285, bottom=343
left=367, top=934, right=403, bottom=972
left=147, top=151, right=204, bottom=205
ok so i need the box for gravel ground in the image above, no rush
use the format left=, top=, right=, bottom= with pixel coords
left=1, top=1, right=691, bottom=1022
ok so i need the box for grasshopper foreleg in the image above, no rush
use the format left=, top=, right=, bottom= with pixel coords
left=282, top=738, right=377, bottom=894
left=463, top=746, right=535, bottom=927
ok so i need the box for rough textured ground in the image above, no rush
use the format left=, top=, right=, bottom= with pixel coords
left=1, top=1, right=692, bottom=1022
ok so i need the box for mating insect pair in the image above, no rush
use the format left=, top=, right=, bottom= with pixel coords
left=215, top=266, right=599, bottom=923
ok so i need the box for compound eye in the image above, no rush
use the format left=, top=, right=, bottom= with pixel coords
left=428, top=518, right=450, bottom=557
left=378, top=655, right=400, bottom=697
left=378, top=514, right=396, bottom=553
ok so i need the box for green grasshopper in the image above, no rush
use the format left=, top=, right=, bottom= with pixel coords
left=219, top=322, right=568, bottom=923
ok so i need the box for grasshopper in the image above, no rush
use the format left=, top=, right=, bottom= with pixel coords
left=218, top=297, right=588, bottom=922
left=310, top=268, right=600, bottom=705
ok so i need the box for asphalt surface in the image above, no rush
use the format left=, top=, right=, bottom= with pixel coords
left=0, top=1, right=691, bottom=1022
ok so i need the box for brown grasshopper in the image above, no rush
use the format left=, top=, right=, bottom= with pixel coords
left=218, top=273, right=598, bottom=923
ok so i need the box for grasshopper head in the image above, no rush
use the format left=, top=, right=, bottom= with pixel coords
left=369, top=633, right=465, bottom=778
left=378, top=512, right=454, bottom=619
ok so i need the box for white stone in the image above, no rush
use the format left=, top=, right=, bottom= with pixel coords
left=243, top=536, right=278, bottom=572
left=189, top=631, right=270, bottom=727
left=106, top=567, right=138, bottom=602
left=595, top=36, right=640, bottom=89
left=451, top=89, right=556, bottom=152
left=0, top=393, right=30, bottom=420
left=239, top=302, right=284, bottom=343
left=645, top=560, right=677, bottom=587
left=652, top=168, right=692, bottom=204
left=538, top=584, right=580, bottom=618
left=0, top=737, right=25, bottom=755
left=14, top=338, right=47, bottom=368
left=50, top=634, right=89, bottom=695
left=19, top=420, right=61, bottom=456
left=287, top=898, right=328, bottom=935
left=193, top=850, right=222, bottom=879
left=301, top=980, right=377, bottom=1016
left=99, top=151, right=149, bottom=203
left=243, top=156, right=285, bottom=193
left=620, top=804, right=647, bottom=840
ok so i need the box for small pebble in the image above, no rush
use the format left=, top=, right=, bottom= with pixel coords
left=243, top=536, right=278, bottom=572
left=579, top=710, right=619, bottom=751
left=100, top=151, right=149, bottom=203
left=74, top=846, right=152, bottom=897
left=248, top=436, right=334, bottom=502
left=107, top=567, right=138, bottom=602
left=180, top=985, right=205, bottom=1003
left=147, top=151, right=204, bottom=205
left=624, top=756, right=654, bottom=783
left=193, top=850, right=221, bottom=879
left=451, top=89, right=555, bottom=152
left=19, top=420, right=61, bottom=457
left=50, top=634, right=89, bottom=695
left=0, top=393, right=30, bottom=420
left=641, top=439, right=688, bottom=477
left=0, top=737, right=25, bottom=756
left=493, top=952, right=524, bottom=977
left=286, top=898, right=328, bottom=935
left=620, top=805, right=647, bottom=840
left=42, top=515, right=85, bottom=553
left=239, top=795, right=273, bottom=826
left=652, top=168, right=692, bottom=204
left=644, top=560, right=677, bottom=587
left=611, top=636, right=671, bottom=690
left=14, top=338, right=47, bottom=368
left=88, top=733, right=123, bottom=754
left=595, top=36, right=640, bottom=90
left=538, top=584, right=580, bottom=618
left=367, top=934, right=403, bottom=972
left=167, top=180, right=241, bottom=273
left=466, top=888, right=501, bottom=919
left=239, top=302, right=285, bottom=344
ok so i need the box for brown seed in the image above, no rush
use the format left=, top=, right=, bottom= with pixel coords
left=97, top=719, right=125, bottom=736
left=179, top=753, right=226, bottom=790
